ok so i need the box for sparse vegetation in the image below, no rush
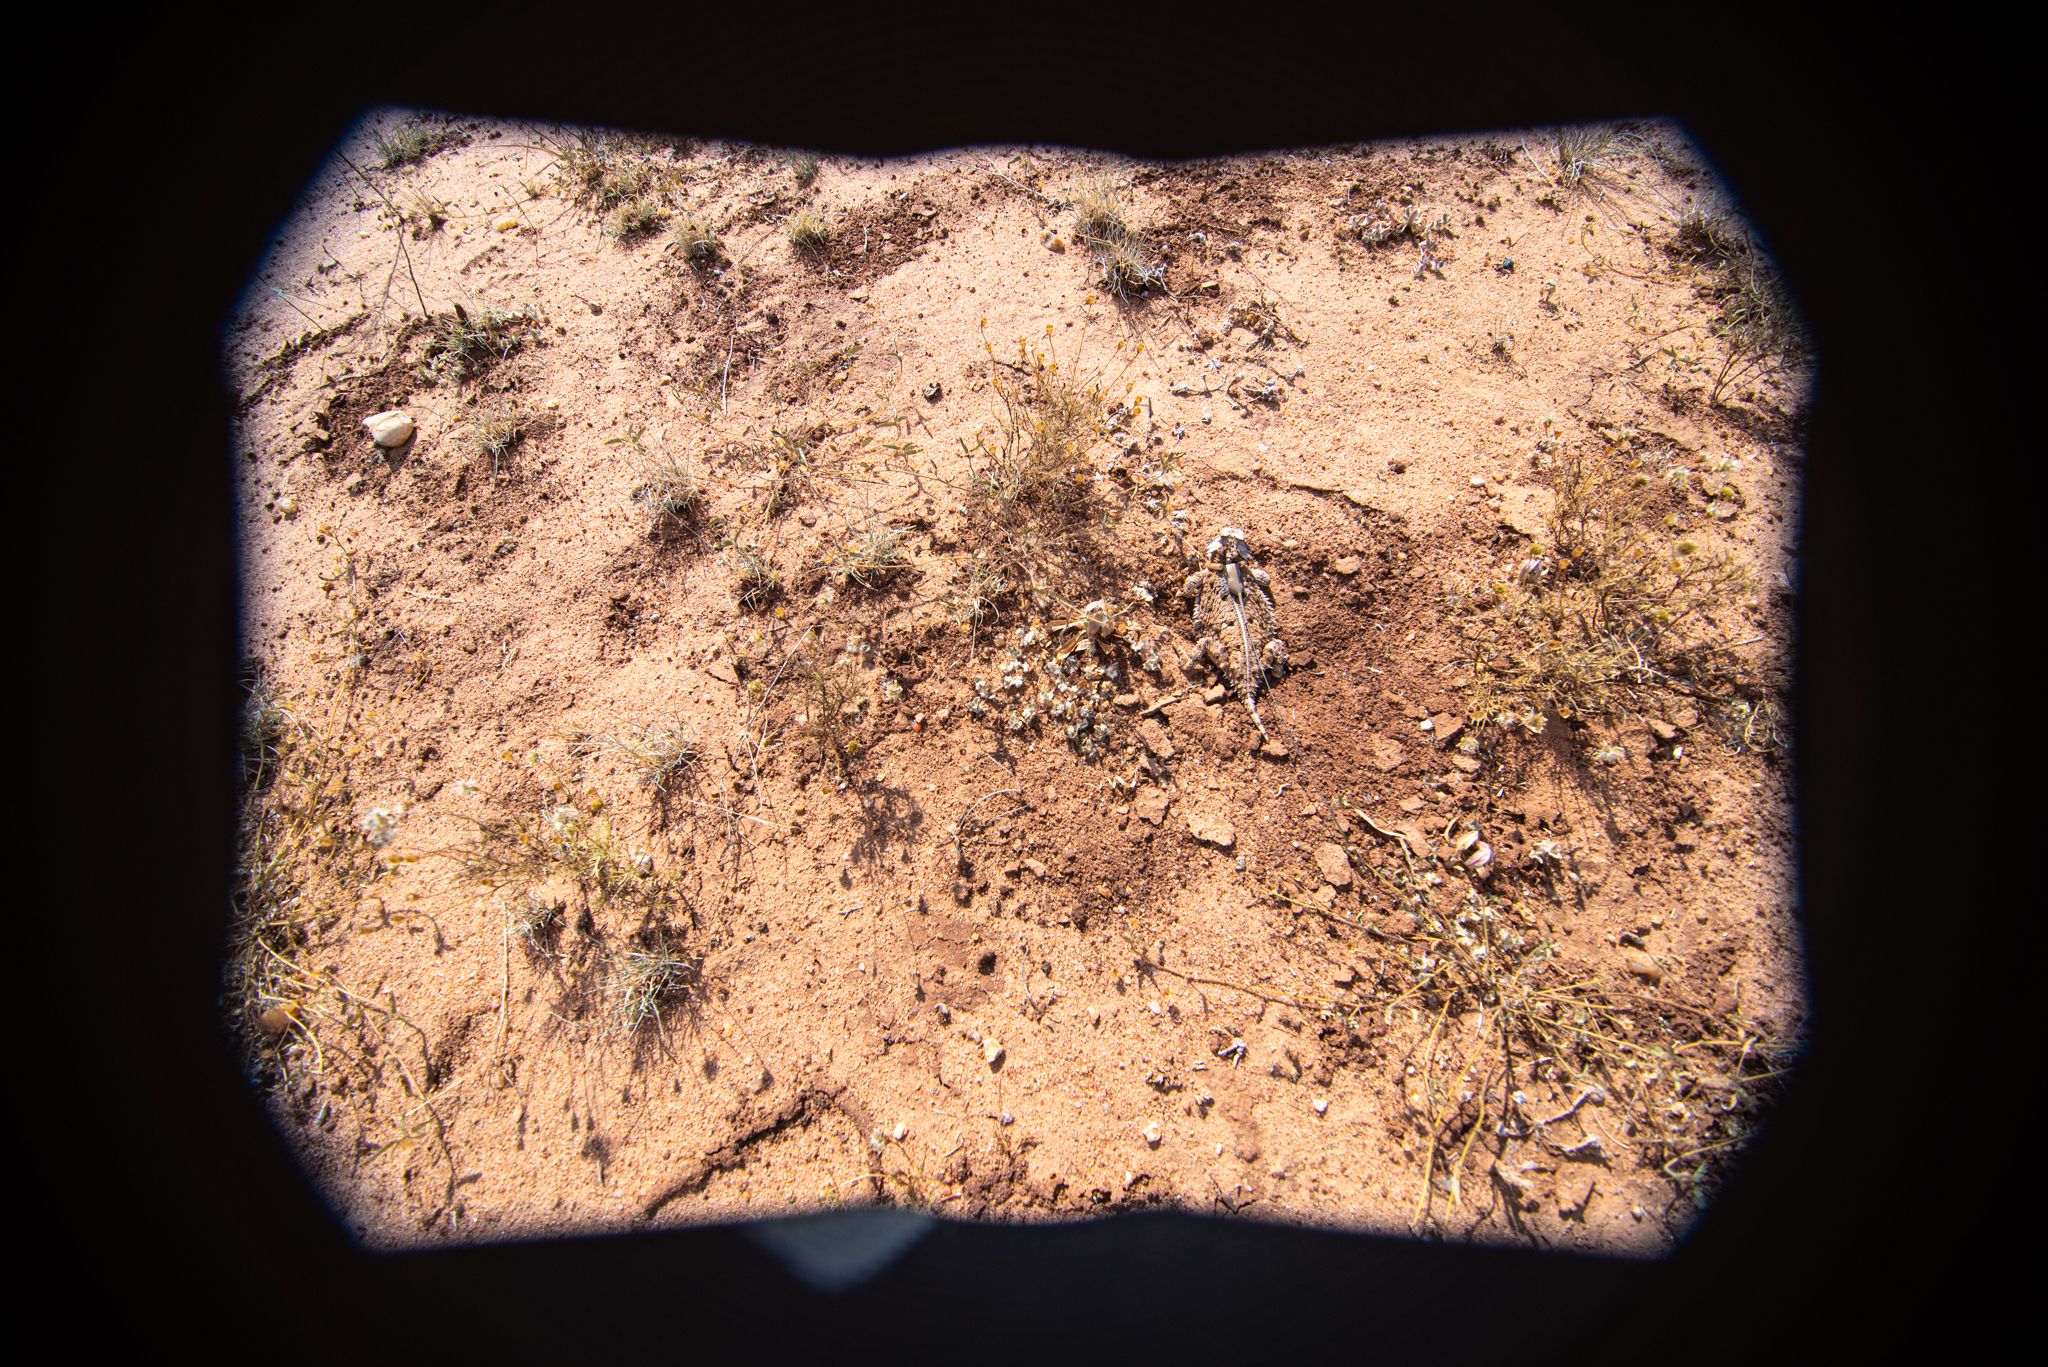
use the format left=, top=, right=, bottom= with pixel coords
left=669, top=217, right=720, bottom=265
left=570, top=722, right=699, bottom=796
left=446, top=796, right=659, bottom=907
left=786, top=209, right=830, bottom=255
left=731, top=542, right=781, bottom=611
left=791, top=152, right=822, bottom=188
left=605, top=199, right=666, bottom=242
left=1461, top=426, right=1765, bottom=735
left=795, top=662, right=866, bottom=774
left=236, top=125, right=1802, bottom=1249
left=748, top=428, right=823, bottom=518
left=1707, top=261, right=1805, bottom=405
left=472, top=400, right=527, bottom=476
left=1259, top=866, right=1794, bottom=1233
left=607, top=933, right=697, bottom=1039
left=421, top=302, right=539, bottom=384
left=614, top=427, right=705, bottom=530
left=963, top=324, right=1106, bottom=521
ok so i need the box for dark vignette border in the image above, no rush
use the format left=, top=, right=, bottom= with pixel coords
left=11, top=7, right=2029, bottom=1363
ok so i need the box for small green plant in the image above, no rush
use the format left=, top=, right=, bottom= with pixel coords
left=421, top=302, right=539, bottom=384
left=732, top=542, right=781, bottom=611
left=786, top=209, right=830, bottom=255
left=670, top=217, right=720, bottom=265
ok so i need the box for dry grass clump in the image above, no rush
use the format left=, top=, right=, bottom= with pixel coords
left=1067, top=174, right=1162, bottom=299
left=504, top=886, right=564, bottom=950
left=790, top=152, right=822, bottom=187
left=613, top=427, right=704, bottom=530
left=420, top=302, right=540, bottom=384
left=963, top=324, right=1106, bottom=520
left=785, top=209, right=830, bottom=255
left=373, top=119, right=456, bottom=169
left=1068, top=175, right=1126, bottom=242
left=730, top=542, right=781, bottom=611
left=795, top=662, right=867, bottom=775
left=669, top=217, right=721, bottom=265
left=608, top=932, right=698, bottom=1039
left=550, top=129, right=667, bottom=212
left=839, top=522, right=908, bottom=590
left=570, top=722, right=699, bottom=797
left=1460, top=426, right=1764, bottom=736
left=1555, top=124, right=1617, bottom=188
left=472, top=400, right=527, bottom=477
left=605, top=199, right=666, bottom=242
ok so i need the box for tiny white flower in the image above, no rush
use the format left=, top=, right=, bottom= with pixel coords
left=360, top=807, right=400, bottom=848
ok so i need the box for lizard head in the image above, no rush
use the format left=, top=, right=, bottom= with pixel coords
left=1206, top=528, right=1253, bottom=565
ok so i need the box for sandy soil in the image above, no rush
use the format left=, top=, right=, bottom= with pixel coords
left=225, top=111, right=1805, bottom=1255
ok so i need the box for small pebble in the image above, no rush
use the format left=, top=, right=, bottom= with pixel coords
left=1312, top=1098, right=1329, bottom=1115
left=1142, top=1121, right=1162, bottom=1148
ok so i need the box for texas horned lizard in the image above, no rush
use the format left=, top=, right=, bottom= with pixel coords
left=1183, top=527, right=1288, bottom=736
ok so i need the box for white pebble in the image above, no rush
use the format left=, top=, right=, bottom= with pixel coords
left=363, top=410, right=415, bottom=447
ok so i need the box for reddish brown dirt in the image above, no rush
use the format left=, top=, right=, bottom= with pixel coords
left=227, top=114, right=1804, bottom=1254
